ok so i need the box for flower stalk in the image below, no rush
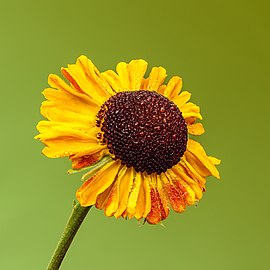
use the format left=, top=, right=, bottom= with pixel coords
left=47, top=203, right=91, bottom=270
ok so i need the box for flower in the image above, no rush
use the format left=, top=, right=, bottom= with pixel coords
left=36, top=56, right=220, bottom=224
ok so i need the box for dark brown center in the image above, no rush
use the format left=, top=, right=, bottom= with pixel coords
left=96, top=90, right=187, bottom=175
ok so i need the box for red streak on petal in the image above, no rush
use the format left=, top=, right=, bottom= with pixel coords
left=147, top=188, right=161, bottom=224
left=173, top=180, right=189, bottom=200
left=146, top=188, right=168, bottom=224
left=158, top=193, right=168, bottom=221
left=72, top=155, right=100, bottom=170
left=164, top=183, right=186, bottom=213
left=104, top=184, right=117, bottom=216
left=95, top=184, right=113, bottom=210
left=61, top=69, right=85, bottom=94
left=76, top=176, right=95, bottom=200
left=185, top=117, right=196, bottom=125
left=122, top=211, right=128, bottom=219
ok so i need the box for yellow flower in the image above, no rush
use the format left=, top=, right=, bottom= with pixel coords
left=36, top=56, right=220, bottom=224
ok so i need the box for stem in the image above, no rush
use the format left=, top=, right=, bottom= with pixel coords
left=47, top=203, right=91, bottom=270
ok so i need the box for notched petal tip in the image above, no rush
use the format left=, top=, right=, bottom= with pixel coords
left=209, top=156, right=221, bottom=165
left=188, top=123, right=205, bottom=135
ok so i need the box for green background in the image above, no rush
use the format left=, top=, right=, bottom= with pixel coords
left=1, top=0, right=269, bottom=269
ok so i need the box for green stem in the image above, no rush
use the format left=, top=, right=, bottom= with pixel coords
left=47, top=203, right=91, bottom=270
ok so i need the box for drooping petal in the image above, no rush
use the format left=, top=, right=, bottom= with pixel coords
left=160, top=172, right=186, bottom=213
left=145, top=175, right=159, bottom=224
left=95, top=184, right=114, bottom=210
left=134, top=173, right=152, bottom=219
left=102, top=165, right=135, bottom=218
left=146, top=188, right=162, bottom=224
left=156, top=174, right=170, bottom=219
left=76, top=160, right=122, bottom=206
left=145, top=174, right=170, bottom=224
left=104, top=176, right=121, bottom=217
left=180, top=156, right=207, bottom=188
left=165, top=170, right=196, bottom=206
left=126, top=172, right=143, bottom=219
left=134, top=173, right=151, bottom=220
left=113, top=166, right=135, bottom=218
left=172, top=164, right=204, bottom=200
left=186, top=139, right=220, bottom=179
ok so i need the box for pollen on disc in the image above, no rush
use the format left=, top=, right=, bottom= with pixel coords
left=97, top=90, right=187, bottom=175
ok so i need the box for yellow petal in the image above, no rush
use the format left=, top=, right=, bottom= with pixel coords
left=48, top=73, right=87, bottom=98
left=71, top=151, right=106, bottom=170
left=101, top=70, right=123, bottom=92
left=36, top=122, right=105, bottom=158
left=146, top=174, right=169, bottom=224
left=105, top=176, right=121, bottom=216
left=187, top=123, right=205, bottom=135
left=180, top=102, right=202, bottom=120
left=140, top=173, right=152, bottom=218
left=61, top=56, right=112, bottom=104
left=134, top=173, right=147, bottom=220
left=103, top=59, right=148, bottom=92
left=95, top=184, right=113, bottom=210
left=172, top=165, right=203, bottom=200
left=180, top=157, right=206, bottom=187
left=156, top=84, right=166, bottom=96
left=160, top=172, right=186, bottom=213
left=156, top=176, right=170, bottom=219
left=208, top=156, right=221, bottom=165
left=114, top=166, right=135, bottom=218
left=76, top=160, right=122, bottom=206
left=142, top=67, right=167, bottom=91
left=41, top=103, right=95, bottom=128
left=164, top=76, right=183, bottom=100
left=172, top=91, right=191, bottom=108
left=40, top=86, right=99, bottom=127
left=184, top=150, right=212, bottom=177
left=77, top=55, right=116, bottom=96
left=146, top=185, right=163, bottom=224
left=187, top=139, right=220, bottom=179
left=166, top=169, right=196, bottom=206
left=116, top=62, right=130, bottom=89
left=128, top=60, right=148, bottom=90
left=36, top=121, right=99, bottom=141
left=126, top=172, right=142, bottom=219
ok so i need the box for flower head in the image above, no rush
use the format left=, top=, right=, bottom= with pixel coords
left=36, top=56, right=220, bottom=224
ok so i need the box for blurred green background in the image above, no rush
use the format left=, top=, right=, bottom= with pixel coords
left=1, top=0, right=269, bottom=269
